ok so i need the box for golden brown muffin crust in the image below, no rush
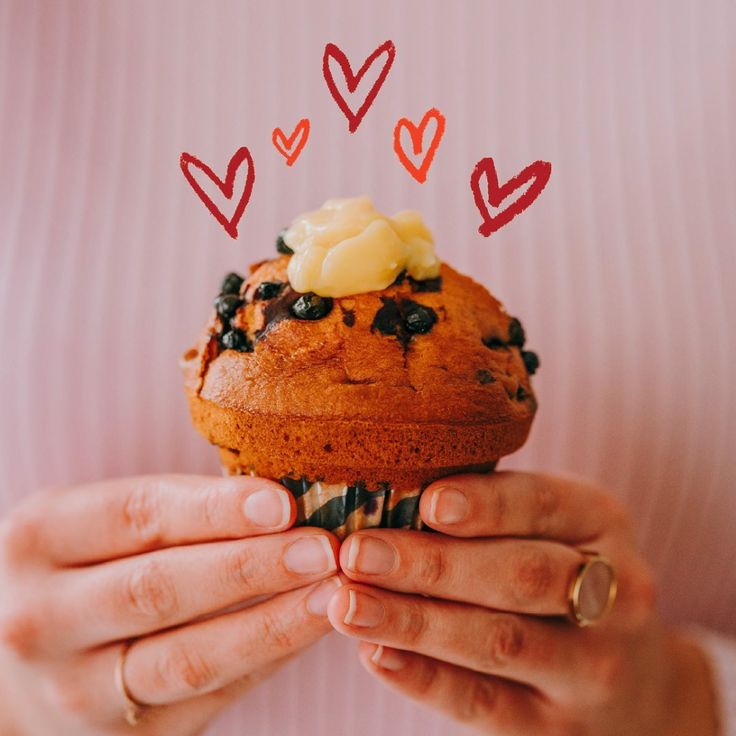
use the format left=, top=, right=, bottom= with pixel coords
left=183, top=258, right=536, bottom=488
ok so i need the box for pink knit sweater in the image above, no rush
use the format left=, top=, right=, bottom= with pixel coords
left=1, top=1, right=734, bottom=733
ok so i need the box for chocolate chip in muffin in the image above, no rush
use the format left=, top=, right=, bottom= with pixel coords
left=220, top=272, right=244, bottom=295
left=482, top=335, right=508, bottom=350
left=372, top=298, right=438, bottom=348
left=372, top=297, right=404, bottom=338
left=253, top=281, right=284, bottom=300
left=391, top=271, right=442, bottom=292
left=341, top=308, right=356, bottom=327
left=521, top=350, right=540, bottom=375
left=404, top=303, right=438, bottom=334
left=516, top=385, right=530, bottom=401
left=290, top=293, right=334, bottom=320
left=476, top=369, right=495, bottom=384
left=220, top=328, right=253, bottom=352
left=276, top=229, right=294, bottom=255
left=214, top=293, right=244, bottom=319
left=508, top=317, right=526, bottom=347
left=410, top=275, right=443, bottom=293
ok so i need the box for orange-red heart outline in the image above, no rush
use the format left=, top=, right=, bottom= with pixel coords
left=272, top=119, right=311, bottom=166
left=393, top=108, right=446, bottom=183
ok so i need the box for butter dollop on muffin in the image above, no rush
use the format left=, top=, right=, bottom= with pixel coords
left=182, top=197, right=539, bottom=538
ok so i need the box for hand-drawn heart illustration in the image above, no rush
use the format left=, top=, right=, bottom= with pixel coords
left=323, top=40, right=396, bottom=133
left=180, top=147, right=255, bottom=239
left=393, top=108, right=446, bottom=183
left=471, top=157, right=552, bottom=236
left=272, top=119, right=310, bottom=166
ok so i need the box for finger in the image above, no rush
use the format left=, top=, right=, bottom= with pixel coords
left=124, top=576, right=344, bottom=706
left=43, top=646, right=294, bottom=730
left=357, top=642, right=551, bottom=736
left=32, top=529, right=339, bottom=657
left=341, top=530, right=582, bottom=616
left=47, top=577, right=343, bottom=724
left=12, top=474, right=296, bottom=566
left=420, top=471, right=631, bottom=543
left=328, top=583, right=614, bottom=699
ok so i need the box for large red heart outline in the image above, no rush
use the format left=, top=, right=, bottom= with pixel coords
left=471, top=157, right=551, bottom=236
left=323, top=40, right=396, bottom=133
left=180, top=147, right=255, bottom=239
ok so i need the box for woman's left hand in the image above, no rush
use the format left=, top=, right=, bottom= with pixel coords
left=327, top=472, right=718, bottom=736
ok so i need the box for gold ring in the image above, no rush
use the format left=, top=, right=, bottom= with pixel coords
left=114, top=640, right=148, bottom=726
left=567, top=552, right=617, bottom=627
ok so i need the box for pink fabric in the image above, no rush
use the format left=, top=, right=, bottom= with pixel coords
left=1, top=1, right=735, bottom=734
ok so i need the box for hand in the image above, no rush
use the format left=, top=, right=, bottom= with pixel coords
left=0, top=475, right=341, bottom=735
left=327, top=472, right=718, bottom=736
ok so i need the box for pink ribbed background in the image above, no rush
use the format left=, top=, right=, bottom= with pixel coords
left=1, top=2, right=735, bottom=734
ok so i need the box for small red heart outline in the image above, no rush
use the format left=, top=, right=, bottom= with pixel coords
left=471, top=157, right=552, bottom=236
left=179, top=147, right=255, bottom=239
left=323, top=40, right=396, bottom=133
left=393, top=108, right=446, bottom=183
left=272, top=119, right=311, bottom=166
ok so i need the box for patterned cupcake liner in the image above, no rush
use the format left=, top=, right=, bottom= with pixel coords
left=279, top=477, right=425, bottom=540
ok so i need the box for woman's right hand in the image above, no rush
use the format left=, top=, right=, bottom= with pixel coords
left=0, top=475, right=341, bottom=735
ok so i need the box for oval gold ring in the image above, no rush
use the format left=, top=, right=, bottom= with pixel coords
left=567, top=552, right=617, bottom=627
left=114, top=640, right=148, bottom=726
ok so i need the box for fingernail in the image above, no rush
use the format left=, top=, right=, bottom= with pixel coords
left=371, top=645, right=406, bottom=671
left=306, top=577, right=343, bottom=616
left=346, top=537, right=396, bottom=575
left=429, top=487, right=468, bottom=525
left=284, top=536, right=337, bottom=575
left=243, top=488, right=291, bottom=528
left=344, top=590, right=385, bottom=627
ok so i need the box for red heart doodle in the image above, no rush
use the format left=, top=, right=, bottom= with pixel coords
left=272, top=119, right=311, bottom=166
left=180, top=147, right=255, bottom=239
left=323, top=40, right=396, bottom=133
left=470, top=157, right=552, bottom=236
left=393, top=108, right=446, bottom=183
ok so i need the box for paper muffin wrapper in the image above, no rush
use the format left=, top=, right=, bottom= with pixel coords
left=276, top=478, right=425, bottom=540
left=222, top=466, right=425, bottom=540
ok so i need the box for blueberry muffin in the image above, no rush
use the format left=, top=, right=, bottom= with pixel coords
left=182, top=198, right=539, bottom=538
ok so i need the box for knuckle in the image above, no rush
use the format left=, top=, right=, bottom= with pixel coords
left=601, top=495, right=631, bottom=532
left=589, top=649, right=627, bottom=699
left=630, top=564, right=658, bottom=619
left=0, top=606, right=41, bottom=659
left=484, top=482, right=507, bottom=530
left=222, top=544, right=262, bottom=595
left=121, top=482, right=163, bottom=549
left=44, top=672, right=93, bottom=720
left=531, top=480, right=560, bottom=535
left=202, top=485, right=224, bottom=531
left=258, top=609, right=295, bottom=652
left=155, top=643, right=217, bottom=696
left=0, top=506, right=41, bottom=565
left=124, top=560, right=179, bottom=624
left=401, top=602, right=429, bottom=647
left=456, top=676, right=499, bottom=724
left=416, top=543, right=448, bottom=589
left=510, top=545, right=554, bottom=602
left=412, top=656, right=439, bottom=698
left=481, top=616, right=525, bottom=670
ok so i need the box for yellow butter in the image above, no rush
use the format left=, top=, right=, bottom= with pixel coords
left=283, top=197, right=441, bottom=297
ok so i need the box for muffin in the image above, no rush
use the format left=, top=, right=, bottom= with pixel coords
left=182, top=197, right=539, bottom=539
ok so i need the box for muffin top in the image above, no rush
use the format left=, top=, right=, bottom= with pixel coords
left=183, top=256, right=539, bottom=427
